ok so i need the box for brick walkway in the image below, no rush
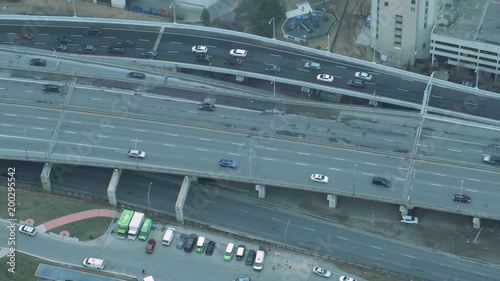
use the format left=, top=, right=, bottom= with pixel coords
left=36, top=209, right=117, bottom=233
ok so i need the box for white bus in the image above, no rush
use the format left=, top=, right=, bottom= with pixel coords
left=253, top=250, right=265, bottom=270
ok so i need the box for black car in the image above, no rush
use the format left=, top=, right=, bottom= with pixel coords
left=84, top=28, right=103, bottom=35
left=118, top=39, right=134, bottom=47
left=56, top=36, right=72, bottom=44
left=107, top=46, right=124, bottom=54
left=453, top=194, right=471, bottom=203
left=78, top=45, right=96, bottom=54
left=53, top=44, right=67, bottom=52
left=195, top=54, right=212, bottom=63
left=205, top=240, right=215, bottom=255
left=372, top=177, right=391, bottom=187
left=483, top=155, right=500, bottom=165
left=224, top=57, right=242, bottom=66
left=176, top=233, right=188, bottom=249
left=127, top=72, right=146, bottom=79
left=43, top=84, right=61, bottom=92
left=347, top=78, right=365, bottom=88
left=264, top=64, right=281, bottom=74
left=30, top=59, right=46, bottom=66
left=245, top=249, right=256, bottom=265
left=141, top=50, right=157, bottom=58
left=184, top=234, right=198, bottom=252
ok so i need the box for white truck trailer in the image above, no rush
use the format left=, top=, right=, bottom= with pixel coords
left=127, top=211, right=145, bottom=240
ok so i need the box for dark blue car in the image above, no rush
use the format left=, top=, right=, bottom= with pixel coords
left=220, top=159, right=238, bottom=168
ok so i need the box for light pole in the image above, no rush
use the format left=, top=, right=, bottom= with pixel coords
left=475, top=67, right=479, bottom=89
left=68, top=0, right=76, bottom=17
left=352, top=163, right=357, bottom=195
left=371, top=42, right=376, bottom=63
left=272, top=79, right=276, bottom=99
left=284, top=219, right=290, bottom=241
left=457, top=179, right=464, bottom=211
left=268, top=18, right=276, bottom=40
left=147, top=182, right=152, bottom=209
left=249, top=147, right=253, bottom=177
left=24, top=129, right=28, bottom=159
left=170, top=3, right=176, bottom=24
left=326, top=33, right=330, bottom=52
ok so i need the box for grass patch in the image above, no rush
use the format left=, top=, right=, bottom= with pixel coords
left=0, top=252, right=137, bottom=281
left=50, top=217, right=113, bottom=241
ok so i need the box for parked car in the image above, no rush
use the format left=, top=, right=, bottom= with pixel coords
left=192, top=45, right=208, bottom=53
left=224, top=57, right=242, bottom=66
left=146, top=239, right=156, bottom=254
left=234, top=278, right=250, bottom=281
left=128, top=149, right=146, bottom=158
left=401, top=215, right=419, bottom=224
left=372, top=177, right=391, bottom=187
left=82, top=257, right=105, bottom=269
left=236, top=245, right=246, bottom=260
left=245, top=249, right=256, bottom=265
left=84, top=28, right=103, bottom=35
left=205, top=240, right=216, bottom=255
left=195, top=54, right=212, bottom=63
left=78, top=45, right=96, bottom=54
left=453, top=194, right=471, bottom=203
left=127, top=72, right=146, bottom=79
left=339, top=276, right=357, bottom=281
left=30, top=59, right=46, bottom=66
left=223, top=243, right=235, bottom=261
left=56, top=36, right=72, bottom=44
left=141, top=50, right=157, bottom=58
left=117, top=39, right=134, bottom=46
left=313, top=266, right=332, bottom=278
left=310, top=174, right=329, bottom=183
left=264, top=64, right=281, bottom=74
left=184, top=234, right=198, bottom=252
left=18, top=225, right=37, bottom=236
left=176, top=233, right=188, bottom=249
left=354, top=71, right=372, bottom=81
left=317, top=74, right=334, bottom=83
left=229, top=49, right=247, bottom=58
left=304, top=61, right=322, bottom=70
left=220, top=159, right=238, bottom=168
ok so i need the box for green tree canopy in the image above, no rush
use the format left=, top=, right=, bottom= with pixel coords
left=200, top=8, right=211, bottom=26
left=251, top=0, right=285, bottom=37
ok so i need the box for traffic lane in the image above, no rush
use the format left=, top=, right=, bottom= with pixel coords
left=0, top=21, right=162, bottom=33
left=0, top=137, right=49, bottom=157
left=415, top=162, right=500, bottom=187
left=1, top=67, right=74, bottom=83
left=0, top=160, right=44, bottom=183
left=0, top=82, right=67, bottom=105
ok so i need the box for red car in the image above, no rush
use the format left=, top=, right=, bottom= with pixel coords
left=17, top=33, right=33, bottom=40
left=146, top=239, right=156, bottom=254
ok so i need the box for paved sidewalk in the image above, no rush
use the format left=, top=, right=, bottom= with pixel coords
left=36, top=209, right=117, bottom=233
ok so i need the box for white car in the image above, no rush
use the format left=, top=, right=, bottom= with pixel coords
left=229, top=49, right=248, bottom=58
left=339, top=277, right=357, bottom=281
left=128, top=149, right=146, bottom=158
left=354, top=71, right=372, bottom=81
left=311, top=174, right=329, bottom=183
left=317, top=74, right=334, bottom=83
left=401, top=215, right=419, bottom=224
left=313, top=266, right=332, bottom=278
left=18, top=225, right=37, bottom=236
left=192, top=45, right=208, bottom=53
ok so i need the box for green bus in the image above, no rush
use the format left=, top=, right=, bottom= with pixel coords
left=117, top=209, right=134, bottom=239
left=138, top=218, right=152, bottom=241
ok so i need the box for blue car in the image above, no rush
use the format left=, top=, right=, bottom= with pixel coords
left=220, top=159, right=238, bottom=168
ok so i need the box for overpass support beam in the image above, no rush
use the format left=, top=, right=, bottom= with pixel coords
left=175, top=176, right=191, bottom=224
left=473, top=217, right=481, bottom=229
left=255, top=185, right=266, bottom=198
left=40, top=163, right=52, bottom=192
left=111, top=0, right=126, bottom=9
left=399, top=205, right=408, bottom=216
left=327, top=194, right=337, bottom=208
left=107, top=169, right=121, bottom=206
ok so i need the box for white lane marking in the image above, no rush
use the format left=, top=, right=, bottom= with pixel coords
left=472, top=271, right=486, bottom=276
left=297, top=152, right=310, bottom=156
left=232, top=142, right=244, bottom=146
left=265, top=147, right=277, bottom=151
left=34, top=43, right=46, bottom=45
left=139, top=39, right=150, bottom=42
left=0, top=87, right=5, bottom=90
left=238, top=209, right=250, bottom=213
left=337, top=236, right=350, bottom=241
left=228, top=153, right=240, bottom=156
left=163, top=144, right=175, bottom=147
left=464, top=101, right=476, bottom=106
left=262, top=158, right=274, bottom=161
left=167, top=51, right=179, bottom=54
left=431, top=95, right=442, bottom=99
left=297, top=68, right=309, bottom=73
left=332, top=157, right=345, bottom=161
left=303, top=227, right=316, bottom=232
left=335, top=65, right=347, bottom=69
left=130, top=139, right=142, bottom=143
left=187, top=110, right=198, bottom=114
left=90, top=98, right=102, bottom=101
left=33, top=127, right=45, bottom=130
left=65, top=131, right=77, bottom=134
left=422, top=135, right=482, bottom=145
left=384, top=139, right=396, bottom=142
left=165, top=133, right=178, bottom=137
left=133, top=129, right=146, bottom=132
left=296, top=163, right=308, bottom=166
left=404, top=254, right=417, bottom=259
left=398, top=167, right=409, bottom=170
left=364, top=162, right=377, bottom=166
left=104, top=36, right=116, bottom=39
left=1, top=124, right=13, bottom=126
left=430, top=183, right=443, bottom=187
left=37, top=117, right=49, bottom=120
left=4, top=113, right=16, bottom=116
left=362, top=173, right=375, bottom=176
left=395, top=178, right=405, bottom=181
left=397, top=88, right=410, bottom=92
left=271, top=217, right=282, bottom=222
left=69, top=121, right=81, bottom=124
left=465, top=189, right=478, bottom=193
left=97, top=135, right=109, bottom=138
left=37, top=33, right=49, bottom=36
left=200, top=138, right=211, bottom=141
left=370, top=245, right=383, bottom=250
left=467, top=178, right=480, bottom=182
left=433, top=173, right=447, bottom=176
left=329, top=168, right=341, bottom=171
left=270, top=54, right=282, bottom=57
left=134, top=48, right=145, bottom=51
left=402, top=78, right=414, bottom=82
left=101, top=124, right=114, bottom=128
left=447, top=148, right=461, bottom=152
left=171, top=41, right=183, bottom=44
left=196, top=148, right=208, bottom=151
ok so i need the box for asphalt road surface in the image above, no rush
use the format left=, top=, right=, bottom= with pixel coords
left=0, top=19, right=499, bottom=121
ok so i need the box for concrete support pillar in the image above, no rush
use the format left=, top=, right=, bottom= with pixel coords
left=190, top=176, right=198, bottom=182
left=111, top=0, right=126, bottom=9
left=175, top=176, right=191, bottom=224
left=255, top=184, right=266, bottom=199
left=327, top=194, right=337, bottom=208
left=399, top=205, right=408, bottom=216
left=40, top=163, right=52, bottom=192
left=472, top=217, right=481, bottom=229
left=107, top=169, right=121, bottom=206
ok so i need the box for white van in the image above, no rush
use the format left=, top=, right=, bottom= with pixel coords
left=253, top=250, right=265, bottom=270
left=143, top=276, right=155, bottom=281
left=162, top=227, right=176, bottom=246
left=82, top=257, right=105, bottom=270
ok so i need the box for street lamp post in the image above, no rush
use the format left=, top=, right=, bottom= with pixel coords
left=249, top=147, right=253, bottom=177
left=68, top=0, right=76, bottom=17
left=24, top=129, right=28, bottom=159
left=272, top=79, right=276, bottom=99
left=170, top=3, right=177, bottom=24
left=147, top=182, right=152, bottom=209
left=326, top=33, right=330, bottom=52
left=458, top=179, right=464, bottom=211
left=284, top=219, right=290, bottom=241
left=475, top=67, right=479, bottom=89
left=268, top=18, right=276, bottom=40
left=371, top=42, right=376, bottom=63
left=352, top=163, right=357, bottom=195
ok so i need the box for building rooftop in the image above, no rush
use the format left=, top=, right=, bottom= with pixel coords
left=433, top=0, right=497, bottom=44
